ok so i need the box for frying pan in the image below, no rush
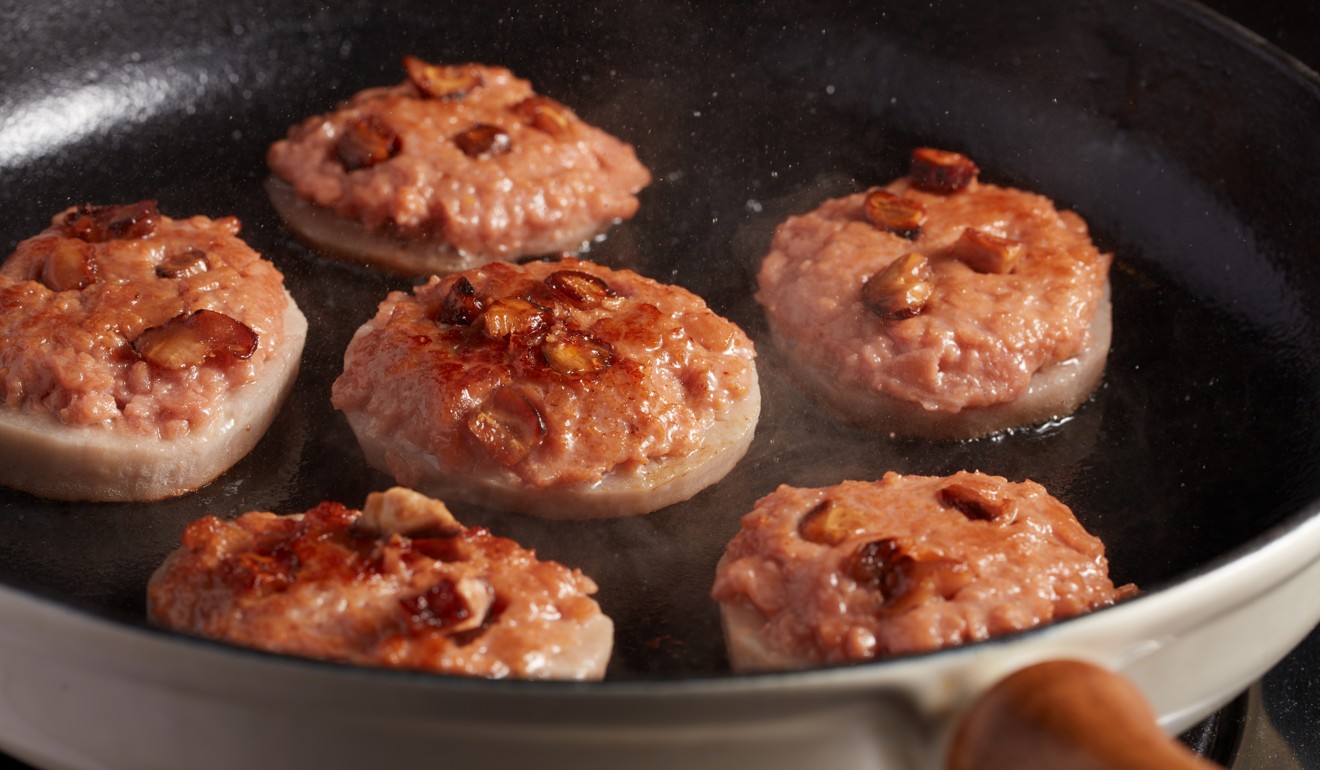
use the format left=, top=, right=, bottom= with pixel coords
left=1, top=0, right=1319, bottom=767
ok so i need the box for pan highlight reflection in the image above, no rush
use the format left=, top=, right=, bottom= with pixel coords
left=0, top=62, right=212, bottom=171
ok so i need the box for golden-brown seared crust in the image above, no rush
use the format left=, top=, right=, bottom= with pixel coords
left=0, top=202, right=305, bottom=501
left=331, top=258, right=760, bottom=518
left=266, top=59, right=651, bottom=273
left=711, top=472, right=1135, bottom=671
left=147, top=487, right=612, bottom=680
left=756, top=148, right=1112, bottom=439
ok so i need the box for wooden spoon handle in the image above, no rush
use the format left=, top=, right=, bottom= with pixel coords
left=946, top=659, right=1223, bottom=770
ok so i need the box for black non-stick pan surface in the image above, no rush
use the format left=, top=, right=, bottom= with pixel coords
left=2, top=0, right=1319, bottom=682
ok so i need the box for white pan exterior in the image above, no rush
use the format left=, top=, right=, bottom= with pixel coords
left=0, top=512, right=1317, bottom=770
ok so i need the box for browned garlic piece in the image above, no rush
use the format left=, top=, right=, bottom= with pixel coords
left=438, top=276, right=484, bottom=326
left=542, top=329, right=613, bottom=377
left=336, top=115, right=401, bottom=171
left=131, top=309, right=258, bottom=369
left=862, top=253, right=933, bottom=320
left=864, top=190, right=927, bottom=239
left=909, top=147, right=979, bottom=194
left=544, top=269, right=616, bottom=308
left=798, top=499, right=869, bottom=546
left=845, top=538, right=972, bottom=616
left=454, top=124, right=511, bottom=159
left=156, top=248, right=210, bottom=279
left=61, top=200, right=159, bottom=243
left=355, top=486, right=464, bottom=538
left=938, top=480, right=1010, bottom=522
left=512, top=96, right=575, bottom=139
left=949, top=228, right=1023, bottom=274
left=480, top=297, right=551, bottom=341
left=467, top=386, right=547, bottom=466
left=399, top=575, right=496, bottom=634
left=403, top=56, right=484, bottom=100
left=41, top=239, right=96, bottom=292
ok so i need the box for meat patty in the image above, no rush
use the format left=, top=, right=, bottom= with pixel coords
left=331, top=258, right=761, bottom=519
left=711, top=471, right=1135, bottom=671
left=266, top=57, right=652, bottom=275
left=756, top=148, right=1112, bottom=439
left=148, top=487, right=613, bottom=680
left=0, top=201, right=306, bottom=501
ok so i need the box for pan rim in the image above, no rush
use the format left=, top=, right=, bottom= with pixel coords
left=1, top=0, right=1319, bottom=711
left=2, top=494, right=1317, bottom=698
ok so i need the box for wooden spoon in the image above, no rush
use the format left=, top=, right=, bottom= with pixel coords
left=947, top=659, right=1223, bottom=770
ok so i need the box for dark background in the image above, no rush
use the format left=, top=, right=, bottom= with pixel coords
left=0, top=0, right=1317, bottom=768
left=1188, top=5, right=1320, bottom=769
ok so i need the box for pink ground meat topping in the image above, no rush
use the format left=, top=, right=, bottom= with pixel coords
left=331, top=258, right=757, bottom=488
left=0, top=205, right=289, bottom=439
left=756, top=174, right=1111, bottom=412
left=712, top=472, right=1133, bottom=663
left=267, top=61, right=651, bottom=258
left=148, top=496, right=606, bottom=678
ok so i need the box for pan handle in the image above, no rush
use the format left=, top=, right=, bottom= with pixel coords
left=945, top=659, right=1222, bottom=770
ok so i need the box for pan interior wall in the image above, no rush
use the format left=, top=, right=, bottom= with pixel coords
left=1, top=0, right=1318, bottom=680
